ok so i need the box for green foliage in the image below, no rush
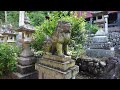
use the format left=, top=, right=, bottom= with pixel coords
left=7, top=11, right=19, bottom=28
left=0, top=11, right=5, bottom=23
left=31, top=11, right=87, bottom=58
left=59, top=15, right=87, bottom=44
left=26, top=11, right=47, bottom=26
left=0, top=43, right=20, bottom=76
left=58, top=14, right=87, bottom=58
left=31, top=11, right=71, bottom=51
left=85, top=22, right=99, bottom=34
left=31, top=26, right=46, bottom=51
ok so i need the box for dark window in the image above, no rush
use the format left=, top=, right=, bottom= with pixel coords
left=98, top=16, right=102, bottom=19
left=93, top=17, right=96, bottom=21
left=27, top=34, right=29, bottom=37
left=85, top=18, right=90, bottom=21
left=10, top=36, right=12, bottom=39
left=108, top=13, right=117, bottom=24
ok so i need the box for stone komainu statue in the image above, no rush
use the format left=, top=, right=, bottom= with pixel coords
left=43, top=21, right=71, bottom=56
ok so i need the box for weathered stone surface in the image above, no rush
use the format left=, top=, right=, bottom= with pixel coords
left=16, top=64, right=35, bottom=74
left=92, top=36, right=108, bottom=43
left=20, top=47, right=34, bottom=57
left=12, top=71, right=38, bottom=79
left=95, top=29, right=106, bottom=36
left=18, top=56, right=36, bottom=66
left=86, top=49, right=115, bottom=58
left=43, top=54, right=71, bottom=62
left=108, top=27, right=120, bottom=33
left=35, top=63, right=79, bottom=79
left=76, top=56, right=107, bottom=77
left=43, top=21, right=71, bottom=56
left=39, top=58, right=75, bottom=71
left=99, top=57, right=120, bottom=79
left=90, top=42, right=112, bottom=49
left=108, top=32, right=120, bottom=47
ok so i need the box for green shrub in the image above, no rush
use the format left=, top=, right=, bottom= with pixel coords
left=0, top=43, right=20, bottom=76
left=26, top=11, right=46, bottom=26
left=31, top=11, right=70, bottom=51
left=85, top=22, right=99, bottom=34
left=31, top=11, right=87, bottom=58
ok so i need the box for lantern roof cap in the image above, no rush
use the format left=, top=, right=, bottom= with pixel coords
left=91, top=11, right=108, bottom=16
left=16, top=25, right=35, bottom=33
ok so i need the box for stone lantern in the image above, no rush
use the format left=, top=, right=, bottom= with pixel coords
left=1, top=24, right=17, bottom=43
left=91, top=11, right=108, bottom=34
left=12, top=15, right=38, bottom=79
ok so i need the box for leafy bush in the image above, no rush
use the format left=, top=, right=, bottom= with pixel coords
left=85, top=22, right=99, bottom=34
left=31, top=11, right=70, bottom=51
left=0, top=43, right=20, bottom=76
left=31, top=11, right=87, bottom=58
left=26, top=11, right=47, bottom=26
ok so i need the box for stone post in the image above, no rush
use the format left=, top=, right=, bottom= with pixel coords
left=104, top=15, right=109, bottom=34
left=5, top=11, right=7, bottom=23
left=17, top=11, right=25, bottom=46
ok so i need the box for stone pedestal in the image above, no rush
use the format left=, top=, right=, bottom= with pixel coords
left=86, top=30, right=115, bottom=58
left=12, top=46, right=38, bottom=79
left=35, top=54, right=79, bottom=79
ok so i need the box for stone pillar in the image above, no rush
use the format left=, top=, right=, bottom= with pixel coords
left=19, top=11, right=25, bottom=26
left=12, top=40, right=38, bottom=79
left=104, top=15, right=109, bottom=34
left=17, top=11, right=24, bottom=46
left=90, top=17, right=93, bottom=24
left=5, top=11, right=7, bottom=23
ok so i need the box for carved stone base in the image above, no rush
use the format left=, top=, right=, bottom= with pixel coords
left=39, top=58, right=75, bottom=71
left=12, top=71, right=38, bottom=79
left=35, top=55, right=79, bottom=79
left=13, top=47, right=38, bottom=79
left=86, top=49, right=115, bottom=58
left=16, top=64, right=35, bottom=74
left=35, top=63, right=79, bottom=79
left=18, top=56, right=36, bottom=66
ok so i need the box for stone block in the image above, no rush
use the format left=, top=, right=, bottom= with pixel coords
left=20, top=47, right=34, bottom=57
left=39, top=58, right=75, bottom=71
left=18, top=56, right=36, bottom=66
left=92, top=36, right=108, bottom=43
left=42, top=54, right=71, bottom=62
left=12, top=71, right=38, bottom=79
left=86, top=49, right=115, bottom=58
left=35, top=63, right=79, bottom=79
left=95, top=29, right=106, bottom=36
left=90, top=42, right=112, bottom=49
left=16, top=64, right=35, bottom=74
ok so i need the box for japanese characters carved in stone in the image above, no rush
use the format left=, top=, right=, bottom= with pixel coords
left=43, top=21, right=71, bottom=56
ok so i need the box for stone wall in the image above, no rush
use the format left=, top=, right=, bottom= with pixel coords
left=108, top=27, right=120, bottom=56
left=108, top=27, right=120, bottom=46
left=76, top=56, right=120, bottom=79
left=76, top=56, right=106, bottom=77
left=85, top=27, right=120, bottom=55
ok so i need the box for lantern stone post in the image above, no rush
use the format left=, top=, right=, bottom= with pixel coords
left=12, top=15, right=38, bottom=79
